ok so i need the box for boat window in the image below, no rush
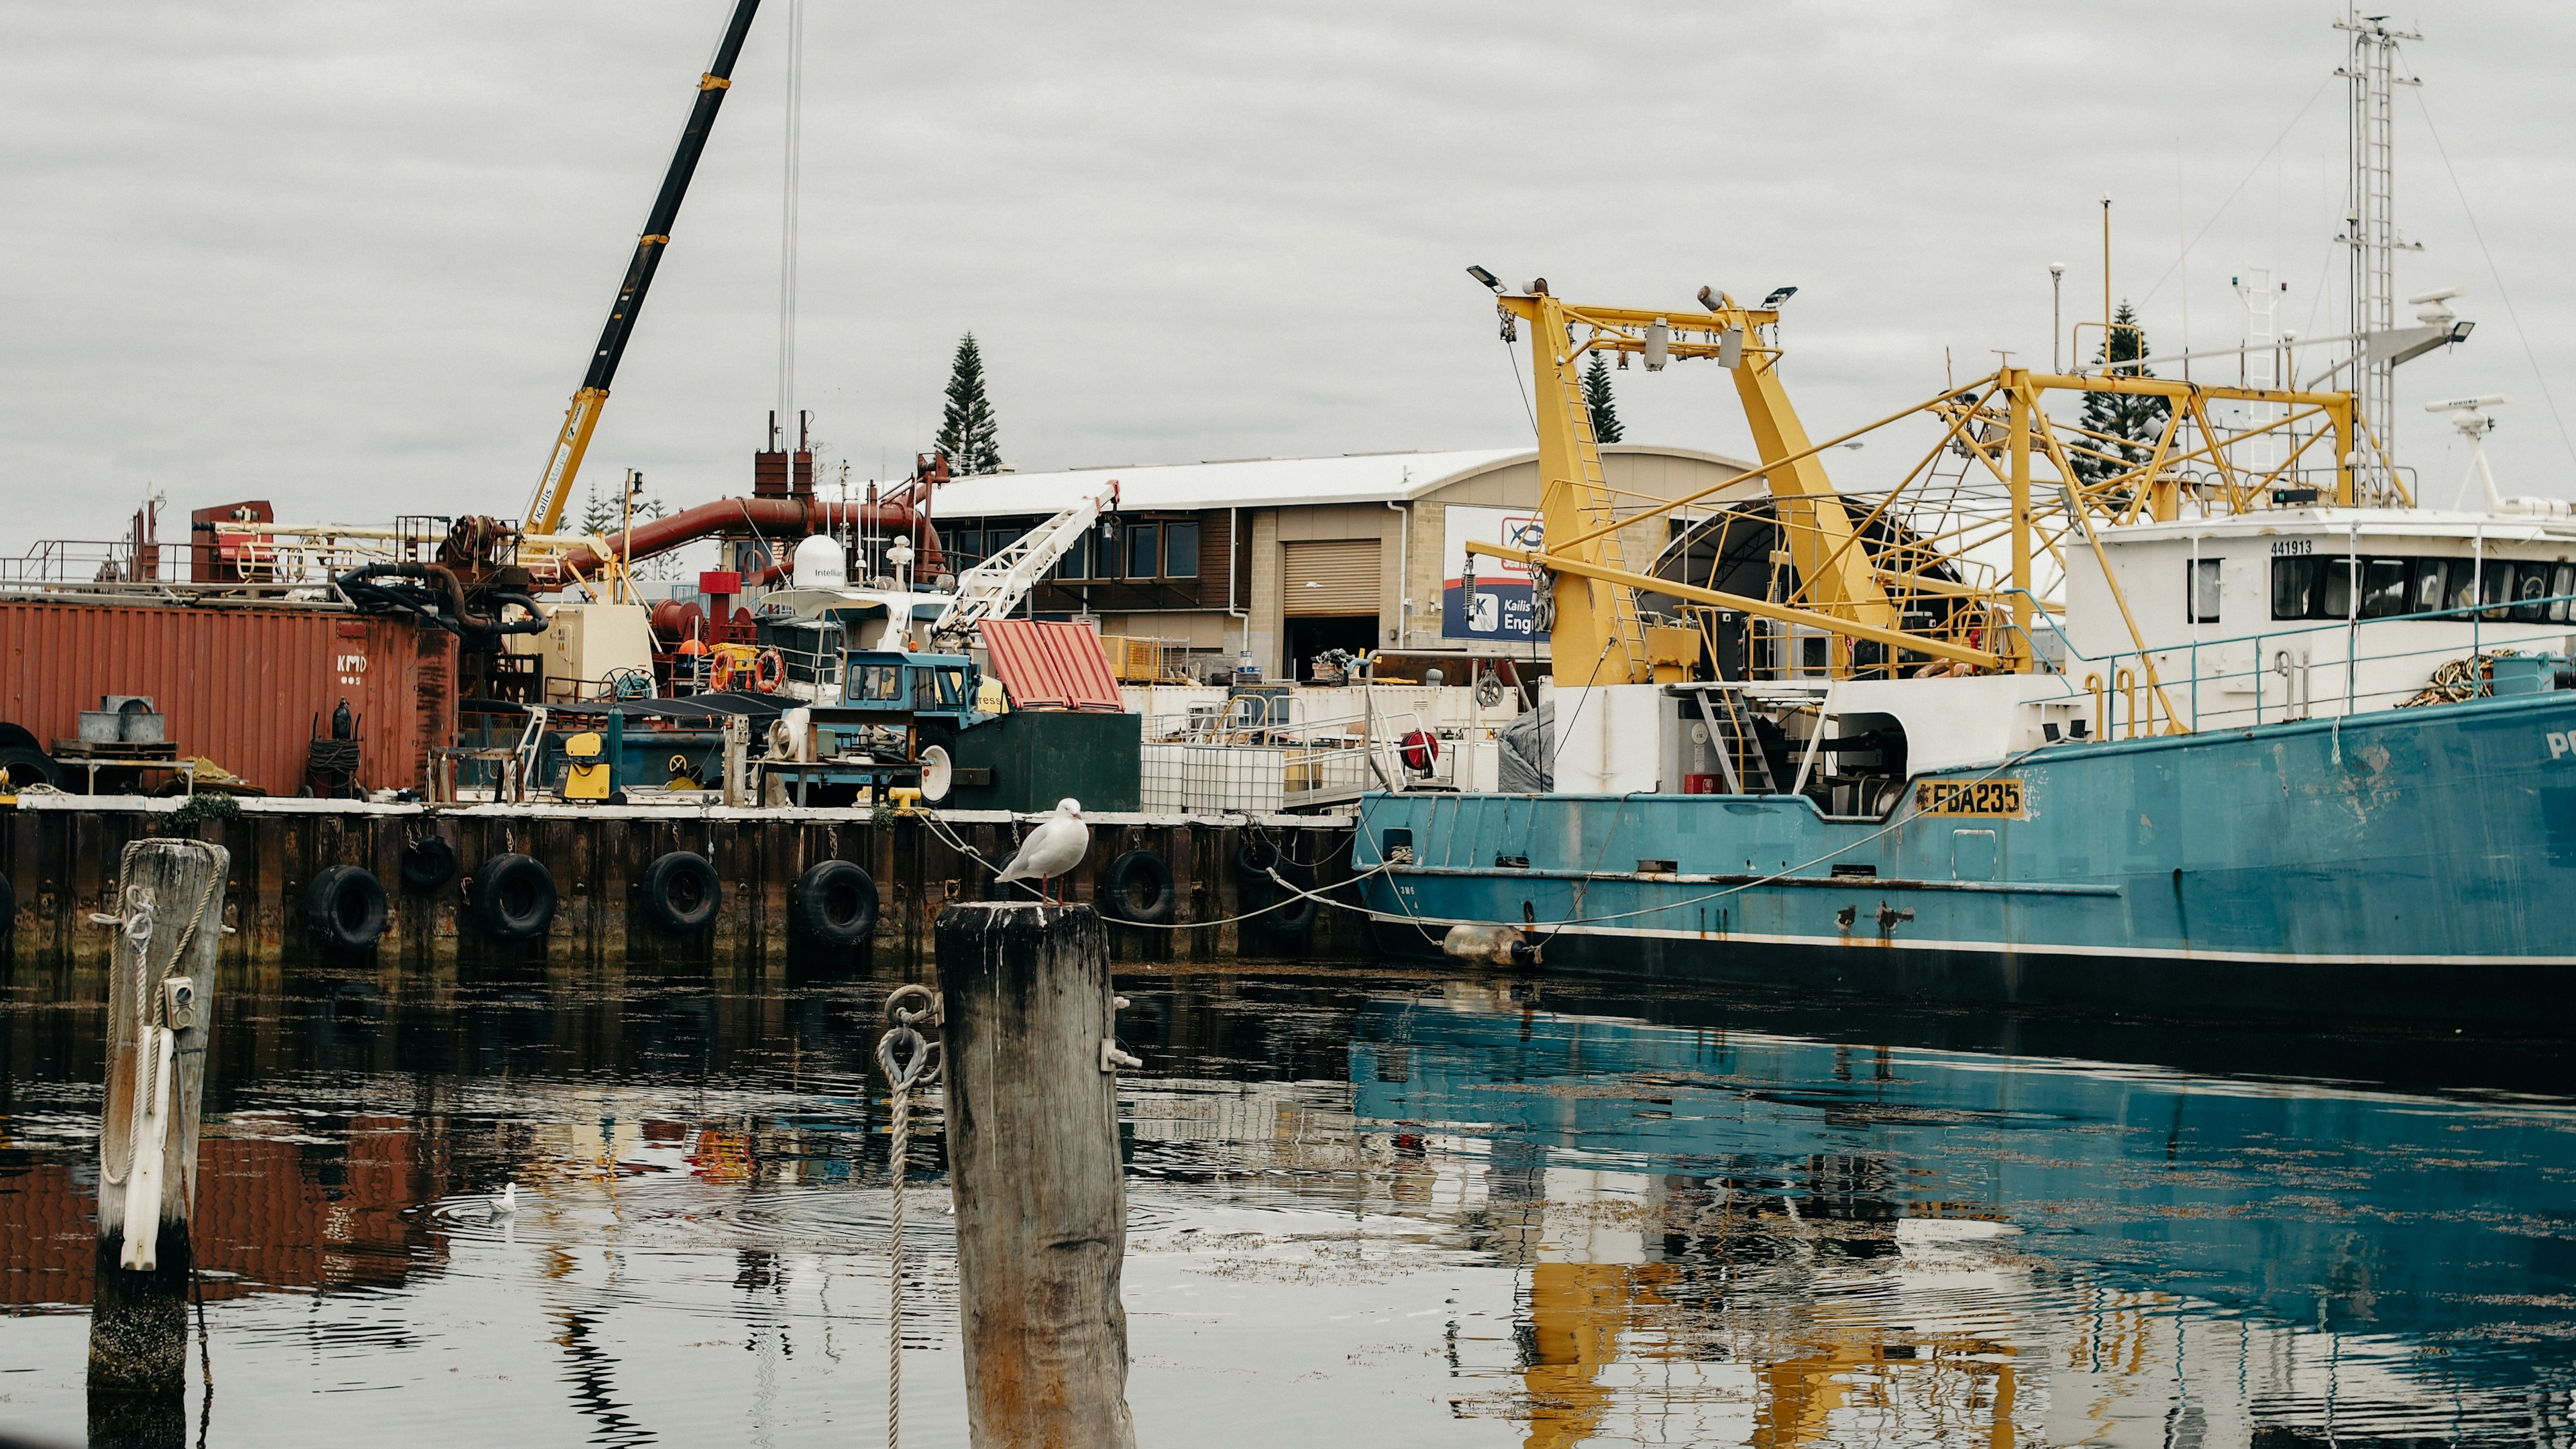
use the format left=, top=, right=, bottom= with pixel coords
left=856, top=664, right=904, bottom=702
left=2514, top=563, right=2554, bottom=623
left=935, top=668, right=967, bottom=706
left=2188, top=558, right=2222, bottom=623
left=2480, top=561, right=2518, bottom=621
left=2319, top=557, right=2357, bottom=620
left=2360, top=557, right=2410, bottom=619
left=2551, top=564, right=2576, bottom=625
left=2271, top=556, right=2319, bottom=620
left=2412, top=558, right=2452, bottom=615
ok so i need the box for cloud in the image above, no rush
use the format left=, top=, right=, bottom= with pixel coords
left=4, top=0, right=2569, bottom=549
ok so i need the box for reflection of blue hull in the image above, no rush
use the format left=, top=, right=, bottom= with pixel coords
left=1348, top=998, right=2576, bottom=1379
left=1355, top=692, right=2576, bottom=1026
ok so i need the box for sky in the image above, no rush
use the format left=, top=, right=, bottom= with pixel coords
left=5, top=0, right=2573, bottom=550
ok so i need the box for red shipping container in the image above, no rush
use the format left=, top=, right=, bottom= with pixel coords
left=0, top=599, right=455, bottom=797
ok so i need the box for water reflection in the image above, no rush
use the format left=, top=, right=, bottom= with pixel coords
left=0, top=963, right=2571, bottom=1447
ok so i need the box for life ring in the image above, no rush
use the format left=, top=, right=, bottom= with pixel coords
left=641, top=851, right=722, bottom=934
left=1400, top=730, right=1440, bottom=773
left=790, top=859, right=878, bottom=947
left=752, top=649, right=788, bottom=694
left=400, top=835, right=459, bottom=892
left=708, top=644, right=758, bottom=692
left=1101, top=849, right=1176, bottom=924
left=303, top=865, right=388, bottom=951
left=467, top=852, right=557, bottom=940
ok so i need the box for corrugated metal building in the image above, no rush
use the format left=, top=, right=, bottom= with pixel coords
left=0, top=600, right=455, bottom=797
left=925, top=445, right=1754, bottom=682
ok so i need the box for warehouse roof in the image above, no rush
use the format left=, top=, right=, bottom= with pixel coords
left=924, top=445, right=1754, bottom=516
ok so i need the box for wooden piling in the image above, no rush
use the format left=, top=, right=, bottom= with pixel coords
left=936, top=902, right=1138, bottom=1449
left=88, top=837, right=227, bottom=1409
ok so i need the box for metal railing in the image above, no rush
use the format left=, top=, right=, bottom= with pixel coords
left=2027, top=589, right=2576, bottom=739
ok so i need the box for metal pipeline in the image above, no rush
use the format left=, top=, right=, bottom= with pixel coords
left=336, top=562, right=547, bottom=637
left=564, top=496, right=947, bottom=582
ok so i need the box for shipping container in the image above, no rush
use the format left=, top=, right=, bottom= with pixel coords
left=0, top=600, right=455, bottom=797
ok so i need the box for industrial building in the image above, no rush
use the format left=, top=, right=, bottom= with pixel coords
left=926, top=445, right=1752, bottom=681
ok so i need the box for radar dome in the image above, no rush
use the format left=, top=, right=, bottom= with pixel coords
left=790, top=534, right=847, bottom=589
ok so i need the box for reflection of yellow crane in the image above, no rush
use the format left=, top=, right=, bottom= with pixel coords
left=1463, top=270, right=2361, bottom=706
left=523, top=0, right=763, bottom=538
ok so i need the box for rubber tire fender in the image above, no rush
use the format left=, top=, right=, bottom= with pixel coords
left=400, top=835, right=460, bottom=892
left=1101, top=848, right=1177, bottom=924
left=468, top=853, right=557, bottom=941
left=1249, top=876, right=1320, bottom=938
left=641, top=851, right=723, bottom=934
left=303, top=865, right=389, bottom=951
left=790, top=859, right=879, bottom=947
left=0, top=744, right=63, bottom=792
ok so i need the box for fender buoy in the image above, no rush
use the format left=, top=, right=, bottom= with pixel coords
left=1101, top=848, right=1176, bottom=924
left=790, top=859, right=878, bottom=947
left=753, top=649, right=788, bottom=694
left=468, top=853, right=556, bottom=940
left=641, top=851, right=722, bottom=934
left=303, top=865, right=388, bottom=951
left=400, top=835, right=459, bottom=892
left=1400, top=729, right=1440, bottom=773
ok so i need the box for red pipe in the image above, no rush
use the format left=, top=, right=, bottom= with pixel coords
left=564, top=496, right=945, bottom=582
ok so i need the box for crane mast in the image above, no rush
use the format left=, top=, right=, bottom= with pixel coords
left=930, top=486, right=1120, bottom=649
left=523, top=0, right=763, bottom=537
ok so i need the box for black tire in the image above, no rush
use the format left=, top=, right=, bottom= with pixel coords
left=468, top=853, right=556, bottom=941
left=303, top=865, right=388, bottom=951
left=790, top=859, right=878, bottom=947
left=0, top=745, right=62, bottom=792
left=0, top=870, right=15, bottom=936
left=400, top=835, right=460, bottom=892
left=1101, top=849, right=1176, bottom=924
left=641, top=851, right=722, bottom=934
left=1248, top=876, right=1320, bottom=938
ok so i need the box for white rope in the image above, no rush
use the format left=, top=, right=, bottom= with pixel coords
left=873, top=986, right=940, bottom=1449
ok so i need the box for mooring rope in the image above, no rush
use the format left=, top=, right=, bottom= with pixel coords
left=873, top=985, right=941, bottom=1449
left=912, top=810, right=1395, bottom=929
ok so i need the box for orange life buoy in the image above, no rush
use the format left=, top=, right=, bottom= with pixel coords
left=752, top=648, right=787, bottom=693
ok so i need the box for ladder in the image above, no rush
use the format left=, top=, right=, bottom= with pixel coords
left=1694, top=689, right=1776, bottom=795
left=1548, top=358, right=1650, bottom=671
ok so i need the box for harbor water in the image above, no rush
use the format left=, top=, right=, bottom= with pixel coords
left=3, top=960, right=2572, bottom=1446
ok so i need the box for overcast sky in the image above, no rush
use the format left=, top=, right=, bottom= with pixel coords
left=6, top=1, right=2572, bottom=548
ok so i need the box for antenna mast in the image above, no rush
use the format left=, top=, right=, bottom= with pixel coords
left=2336, top=6, right=2421, bottom=500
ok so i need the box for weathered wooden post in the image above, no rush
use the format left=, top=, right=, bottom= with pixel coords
left=936, top=902, right=1139, bottom=1449
left=88, top=839, right=227, bottom=1432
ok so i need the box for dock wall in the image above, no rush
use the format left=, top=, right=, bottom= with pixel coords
left=1, top=802, right=1362, bottom=982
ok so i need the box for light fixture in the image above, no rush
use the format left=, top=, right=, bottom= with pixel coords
left=1466, top=265, right=1503, bottom=293
left=1644, top=320, right=1669, bottom=371
left=1695, top=284, right=1724, bottom=313
left=1760, top=286, right=1798, bottom=309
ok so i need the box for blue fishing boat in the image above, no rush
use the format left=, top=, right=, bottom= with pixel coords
left=1354, top=23, right=2575, bottom=1024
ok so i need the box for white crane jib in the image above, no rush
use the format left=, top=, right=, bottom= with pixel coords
left=930, top=484, right=1119, bottom=647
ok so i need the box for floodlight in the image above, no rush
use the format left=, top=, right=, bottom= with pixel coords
left=1466, top=265, right=1503, bottom=293
left=1760, top=286, right=1799, bottom=309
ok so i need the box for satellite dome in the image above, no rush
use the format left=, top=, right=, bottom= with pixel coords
left=790, top=534, right=847, bottom=590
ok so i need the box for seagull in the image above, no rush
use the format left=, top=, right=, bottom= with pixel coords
left=996, top=798, right=1089, bottom=905
left=490, top=1182, right=519, bottom=1218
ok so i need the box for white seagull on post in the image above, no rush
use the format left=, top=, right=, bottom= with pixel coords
left=996, top=798, right=1089, bottom=905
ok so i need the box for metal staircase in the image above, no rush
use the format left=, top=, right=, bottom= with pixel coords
left=1694, top=689, right=1776, bottom=795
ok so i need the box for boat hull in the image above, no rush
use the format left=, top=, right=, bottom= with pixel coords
left=1355, top=690, right=2576, bottom=1027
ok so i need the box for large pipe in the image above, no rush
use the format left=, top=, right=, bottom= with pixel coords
left=564, top=496, right=945, bottom=582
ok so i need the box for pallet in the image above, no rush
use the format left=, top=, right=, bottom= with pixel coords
left=51, top=739, right=181, bottom=762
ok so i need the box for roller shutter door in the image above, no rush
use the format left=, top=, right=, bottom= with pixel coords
left=1282, top=539, right=1381, bottom=616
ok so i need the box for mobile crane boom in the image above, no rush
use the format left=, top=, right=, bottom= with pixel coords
left=523, top=0, right=762, bottom=537
left=930, top=485, right=1119, bottom=648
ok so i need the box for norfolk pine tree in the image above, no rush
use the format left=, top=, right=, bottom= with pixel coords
left=2072, top=301, right=2170, bottom=489
left=935, top=333, right=1004, bottom=476
left=1582, top=352, right=1623, bottom=444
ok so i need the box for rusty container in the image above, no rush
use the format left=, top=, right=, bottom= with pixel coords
left=0, top=600, right=454, bottom=796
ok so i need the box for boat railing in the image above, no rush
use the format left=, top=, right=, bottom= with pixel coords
left=2044, top=589, right=2576, bottom=739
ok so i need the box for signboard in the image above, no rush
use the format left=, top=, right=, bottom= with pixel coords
left=1440, top=505, right=1550, bottom=642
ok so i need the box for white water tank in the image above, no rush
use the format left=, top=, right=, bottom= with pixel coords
left=790, top=534, right=847, bottom=589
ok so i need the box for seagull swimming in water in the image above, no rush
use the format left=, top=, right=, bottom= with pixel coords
left=995, top=798, right=1088, bottom=905
left=490, top=1182, right=519, bottom=1218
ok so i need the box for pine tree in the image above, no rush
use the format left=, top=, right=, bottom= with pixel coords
left=579, top=474, right=619, bottom=537
left=1582, top=352, right=1623, bottom=443
left=934, top=333, right=1003, bottom=476
left=2073, top=302, right=2171, bottom=488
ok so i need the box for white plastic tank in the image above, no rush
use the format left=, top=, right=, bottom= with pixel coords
left=790, top=534, right=847, bottom=589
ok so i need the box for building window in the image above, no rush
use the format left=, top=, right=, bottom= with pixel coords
left=2188, top=558, right=2221, bottom=623
left=1164, top=520, right=1199, bottom=578
left=1056, top=528, right=1088, bottom=580
left=1126, top=523, right=1158, bottom=578
left=1093, top=523, right=1121, bottom=580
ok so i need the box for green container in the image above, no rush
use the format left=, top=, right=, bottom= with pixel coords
left=946, top=710, right=1140, bottom=813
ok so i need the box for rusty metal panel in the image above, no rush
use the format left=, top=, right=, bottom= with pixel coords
left=979, top=619, right=1124, bottom=711
left=0, top=600, right=446, bottom=796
